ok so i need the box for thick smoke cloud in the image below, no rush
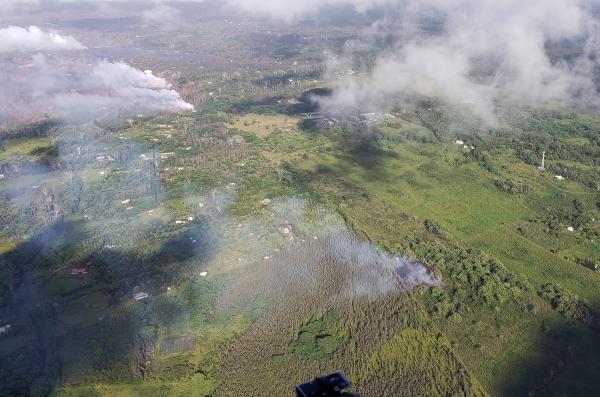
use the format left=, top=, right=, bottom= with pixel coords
left=0, top=24, right=192, bottom=125
left=2, top=0, right=600, bottom=121
left=318, top=0, right=600, bottom=122
left=213, top=0, right=600, bottom=119
left=0, top=54, right=193, bottom=124
left=0, top=25, right=85, bottom=53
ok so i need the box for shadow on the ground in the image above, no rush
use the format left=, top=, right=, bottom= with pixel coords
left=0, top=219, right=215, bottom=396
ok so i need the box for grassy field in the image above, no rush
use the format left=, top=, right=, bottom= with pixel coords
left=0, top=136, right=52, bottom=159
left=295, top=136, right=600, bottom=299
left=229, top=114, right=300, bottom=138
left=289, top=121, right=600, bottom=395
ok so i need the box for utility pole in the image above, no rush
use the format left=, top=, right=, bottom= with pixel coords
left=152, top=145, right=159, bottom=204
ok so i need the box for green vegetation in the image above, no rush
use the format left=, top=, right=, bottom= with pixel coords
left=289, top=310, right=347, bottom=360
left=1, top=20, right=600, bottom=396
left=359, top=328, right=484, bottom=397
left=3, top=95, right=600, bottom=397
left=538, top=283, right=597, bottom=327
left=283, top=106, right=600, bottom=395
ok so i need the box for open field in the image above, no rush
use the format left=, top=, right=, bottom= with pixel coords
left=229, top=114, right=300, bottom=138
left=0, top=136, right=52, bottom=159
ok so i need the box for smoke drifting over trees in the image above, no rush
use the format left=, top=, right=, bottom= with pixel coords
left=219, top=198, right=439, bottom=310
left=0, top=55, right=193, bottom=123
left=7, top=0, right=596, bottom=122
left=0, top=25, right=193, bottom=124
left=315, top=0, right=600, bottom=123
left=219, top=0, right=600, bottom=122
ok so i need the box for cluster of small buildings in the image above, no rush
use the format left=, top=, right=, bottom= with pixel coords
left=300, top=112, right=395, bottom=129
left=353, top=113, right=395, bottom=125
left=70, top=260, right=93, bottom=277
left=96, top=155, right=115, bottom=162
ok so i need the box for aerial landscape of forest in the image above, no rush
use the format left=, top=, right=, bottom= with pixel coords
left=0, top=1, right=599, bottom=396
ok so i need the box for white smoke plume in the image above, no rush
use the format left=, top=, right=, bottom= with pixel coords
left=0, top=25, right=86, bottom=53
left=0, top=54, right=193, bottom=124
left=317, top=0, right=600, bottom=122
left=2, top=1, right=600, bottom=121
left=215, top=197, right=440, bottom=311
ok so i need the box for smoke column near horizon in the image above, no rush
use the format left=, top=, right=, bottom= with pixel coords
left=0, top=55, right=193, bottom=124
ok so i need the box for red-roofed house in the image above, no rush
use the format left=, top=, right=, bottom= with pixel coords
left=71, top=267, right=87, bottom=276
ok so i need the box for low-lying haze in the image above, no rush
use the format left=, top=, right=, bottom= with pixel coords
left=3, top=1, right=600, bottom=123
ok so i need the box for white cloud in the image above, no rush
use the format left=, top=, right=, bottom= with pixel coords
left=222, top=0, right=390, bottom=21
left=0, top=0, right=388, bottom=20
left=0, top=25, right=86, bottom=53
left=142, top=5, right=182, bottom=29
